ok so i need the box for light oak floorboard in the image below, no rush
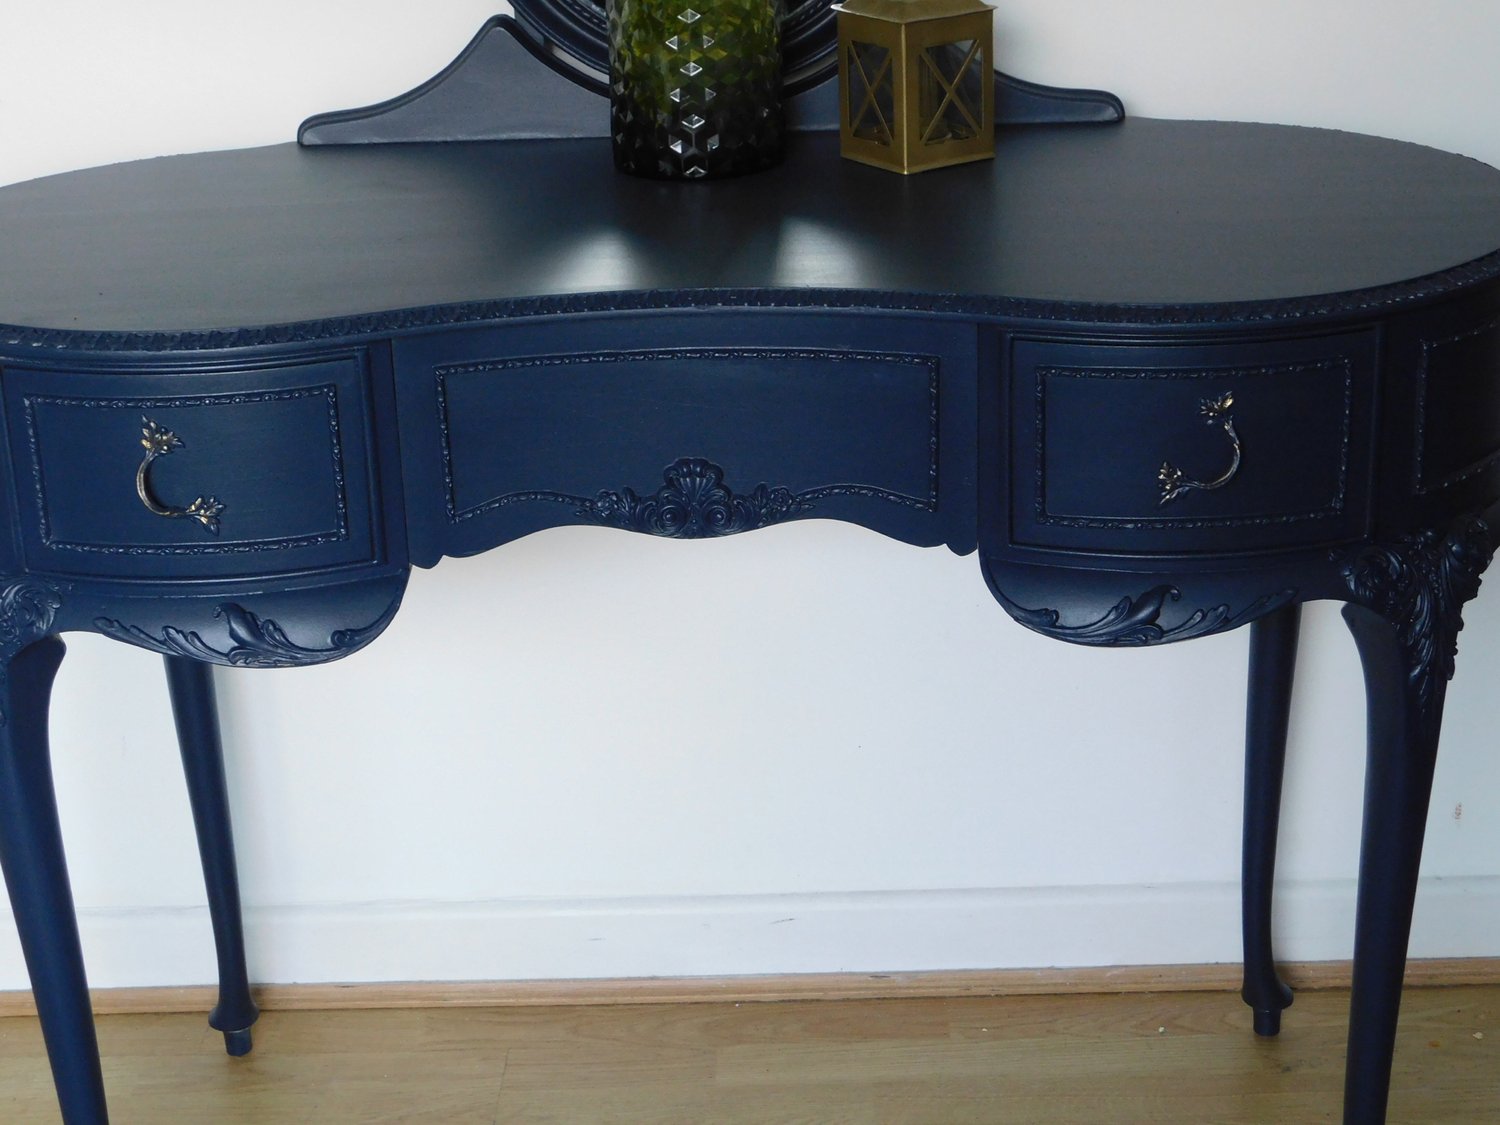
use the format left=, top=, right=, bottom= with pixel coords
left=0, top=986, right=1495, bottom=1123
left=7, top=960, right=1500, bottom=1018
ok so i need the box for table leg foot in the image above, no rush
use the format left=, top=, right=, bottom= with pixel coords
left=1251, top=1006, right=1285, bottom=1037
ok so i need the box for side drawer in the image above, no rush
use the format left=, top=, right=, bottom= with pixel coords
left=3, top=352, right=381, bottom=581
left=1007, top=330, right=1378, bottom=556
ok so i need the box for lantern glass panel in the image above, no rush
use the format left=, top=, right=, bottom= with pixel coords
left=918, top=39, right=985, bottom=144
left=846, top=41, right=895, bottom=145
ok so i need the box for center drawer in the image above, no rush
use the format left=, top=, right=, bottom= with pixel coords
left=1006, top=331, right=1378, bottom=557
left=394, top=313, right=979, bottom=562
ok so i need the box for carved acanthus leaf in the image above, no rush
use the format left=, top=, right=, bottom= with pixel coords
left=1340, top=514, right=1494, bottom=713
left=94, top=600, right=397, bottom=669
left=0, top=578, right=64, bottom=726
left=1001, top=584, right=1297, bottom=647
left=0, top=579, right=62, bottom=654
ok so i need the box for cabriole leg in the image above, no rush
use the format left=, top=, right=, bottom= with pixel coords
left=1241, top=602, right=1300, bottom=1036
left=164, top=656, right=258, bottom=1056
left=1337, top=514, right=1493, bottom=1123
left=0, top=637, right=110, bottom=1124
left=1340, top=603, right=1448, bottom=1124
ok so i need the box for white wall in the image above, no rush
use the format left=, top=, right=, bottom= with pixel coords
left=1, top=1, right=1499, bottom=989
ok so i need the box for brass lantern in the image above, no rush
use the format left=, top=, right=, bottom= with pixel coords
left=833, top=0, right=995, bottom=174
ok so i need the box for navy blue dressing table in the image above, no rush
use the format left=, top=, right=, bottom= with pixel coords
left=3, top=15, right=1500, bottom=1124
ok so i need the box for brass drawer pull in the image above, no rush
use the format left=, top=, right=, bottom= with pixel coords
left=1158, top=392, right=1241, bottom=505
left=136, top=417, right=225, bottom=534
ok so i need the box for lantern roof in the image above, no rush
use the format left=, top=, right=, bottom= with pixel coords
left=832, top=0, right=992, bottom=24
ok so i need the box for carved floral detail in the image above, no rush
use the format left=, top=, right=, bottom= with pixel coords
left=94, top=600, right=397, bottom=669
left=1001, top=584, right=1297, bottom=647
left=578, top=458, right=812, bottom=538
left=1340, top=514, right=1494, bottom=714
left=0, top=578, right=64, bottom=727
left=0, top=580, right=62, bottom=653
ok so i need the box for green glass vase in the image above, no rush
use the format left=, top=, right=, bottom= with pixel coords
left=609, top=0, right=786, bottom=179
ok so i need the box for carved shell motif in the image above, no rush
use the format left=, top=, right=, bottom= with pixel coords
left=579, top=458, right=811, bottom=538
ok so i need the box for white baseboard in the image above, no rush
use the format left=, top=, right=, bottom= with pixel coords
left=2, top=876, right=1497, bottom=990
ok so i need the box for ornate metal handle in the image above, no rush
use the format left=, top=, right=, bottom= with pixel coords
left=1158, top=392, right=1241, bottom=505
left=136, top=417, right=225, bottom=534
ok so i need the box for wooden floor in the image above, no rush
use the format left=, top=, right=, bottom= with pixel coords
left=0, top=986, right=1496, bottom=1123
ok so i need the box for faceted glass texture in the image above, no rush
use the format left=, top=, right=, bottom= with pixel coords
left=609, top=0, right=786, bottom=179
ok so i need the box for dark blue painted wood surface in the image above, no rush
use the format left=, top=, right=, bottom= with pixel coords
left=1005, top=331, right=1378, bottom=557
left=395, top=312, right=977, bottom=563
left=0, top=110, right=1498, bottom=1125
left=3, top=353, right=380, bottom=581
left=4, top=123, right=1500, bottom=341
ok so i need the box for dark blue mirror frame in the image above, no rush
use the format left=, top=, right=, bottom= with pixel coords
left=297, top=13, right=1124, bottom=146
